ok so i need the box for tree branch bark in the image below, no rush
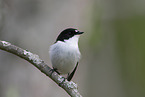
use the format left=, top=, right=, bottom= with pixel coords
left=0, top=40, right=82, bottom=97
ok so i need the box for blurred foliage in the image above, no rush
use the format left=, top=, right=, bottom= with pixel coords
left=6, top=86, right=19, bottom=97
left=115, top=15, right=145, bottom=97
left=0, top=0, right=4, bottom=34
left=89, top=1, right=102, bottom=50
left=87, top=0, right=145, bottom=96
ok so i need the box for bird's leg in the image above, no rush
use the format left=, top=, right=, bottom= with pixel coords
left=49, top=68, right=60, bottom=77
left=49, top=68, right=66, bottom=86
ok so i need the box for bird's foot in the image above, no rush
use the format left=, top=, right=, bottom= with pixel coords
left=58, top=77, right=66, bottom=86
left=49, top=68, right=60, bottom=77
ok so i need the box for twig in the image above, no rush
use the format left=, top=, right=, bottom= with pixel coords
left=0, top=40, right=82, bottom=97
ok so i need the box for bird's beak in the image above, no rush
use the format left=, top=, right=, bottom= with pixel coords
left=76, top=31, right=84, bottom=35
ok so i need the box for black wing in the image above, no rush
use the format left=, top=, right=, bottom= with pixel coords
left=67, top=62, right=79, bottom=81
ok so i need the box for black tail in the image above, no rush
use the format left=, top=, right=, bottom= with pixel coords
left=67, top=62, right=79, bottom=81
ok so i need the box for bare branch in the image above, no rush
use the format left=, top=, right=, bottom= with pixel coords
left=0, top=40, right=82, bottom=97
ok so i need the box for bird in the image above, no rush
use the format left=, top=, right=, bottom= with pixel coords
left=49, top=28, right=84, bottom=81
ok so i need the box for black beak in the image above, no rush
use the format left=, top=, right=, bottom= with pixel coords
left=76, top=31, right=84, bottom=35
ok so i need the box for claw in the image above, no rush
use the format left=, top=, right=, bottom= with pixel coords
left=49, top=68, right=60, bottom=76
left=58, top=77, right=66, bottom=86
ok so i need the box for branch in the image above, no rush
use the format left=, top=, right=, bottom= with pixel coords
left=0, top=40, right=82, bottom=97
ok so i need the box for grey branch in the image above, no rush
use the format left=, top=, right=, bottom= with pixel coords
left=0, top=40, right=82, bottom=97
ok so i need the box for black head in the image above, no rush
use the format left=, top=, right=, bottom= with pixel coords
left=56, top=28, right=84, bottom=42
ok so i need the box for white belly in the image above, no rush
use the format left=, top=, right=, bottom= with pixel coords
left=49, top=41, right=81, bottom=74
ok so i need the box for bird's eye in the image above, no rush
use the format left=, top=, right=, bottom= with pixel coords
left=75, top=30, right=78, bottom=33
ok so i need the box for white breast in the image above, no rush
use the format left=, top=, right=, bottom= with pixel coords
left=49, top=35, right=81, bottom=74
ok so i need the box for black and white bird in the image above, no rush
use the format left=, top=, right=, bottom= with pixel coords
left=49, top=28, right=84, bottom=81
